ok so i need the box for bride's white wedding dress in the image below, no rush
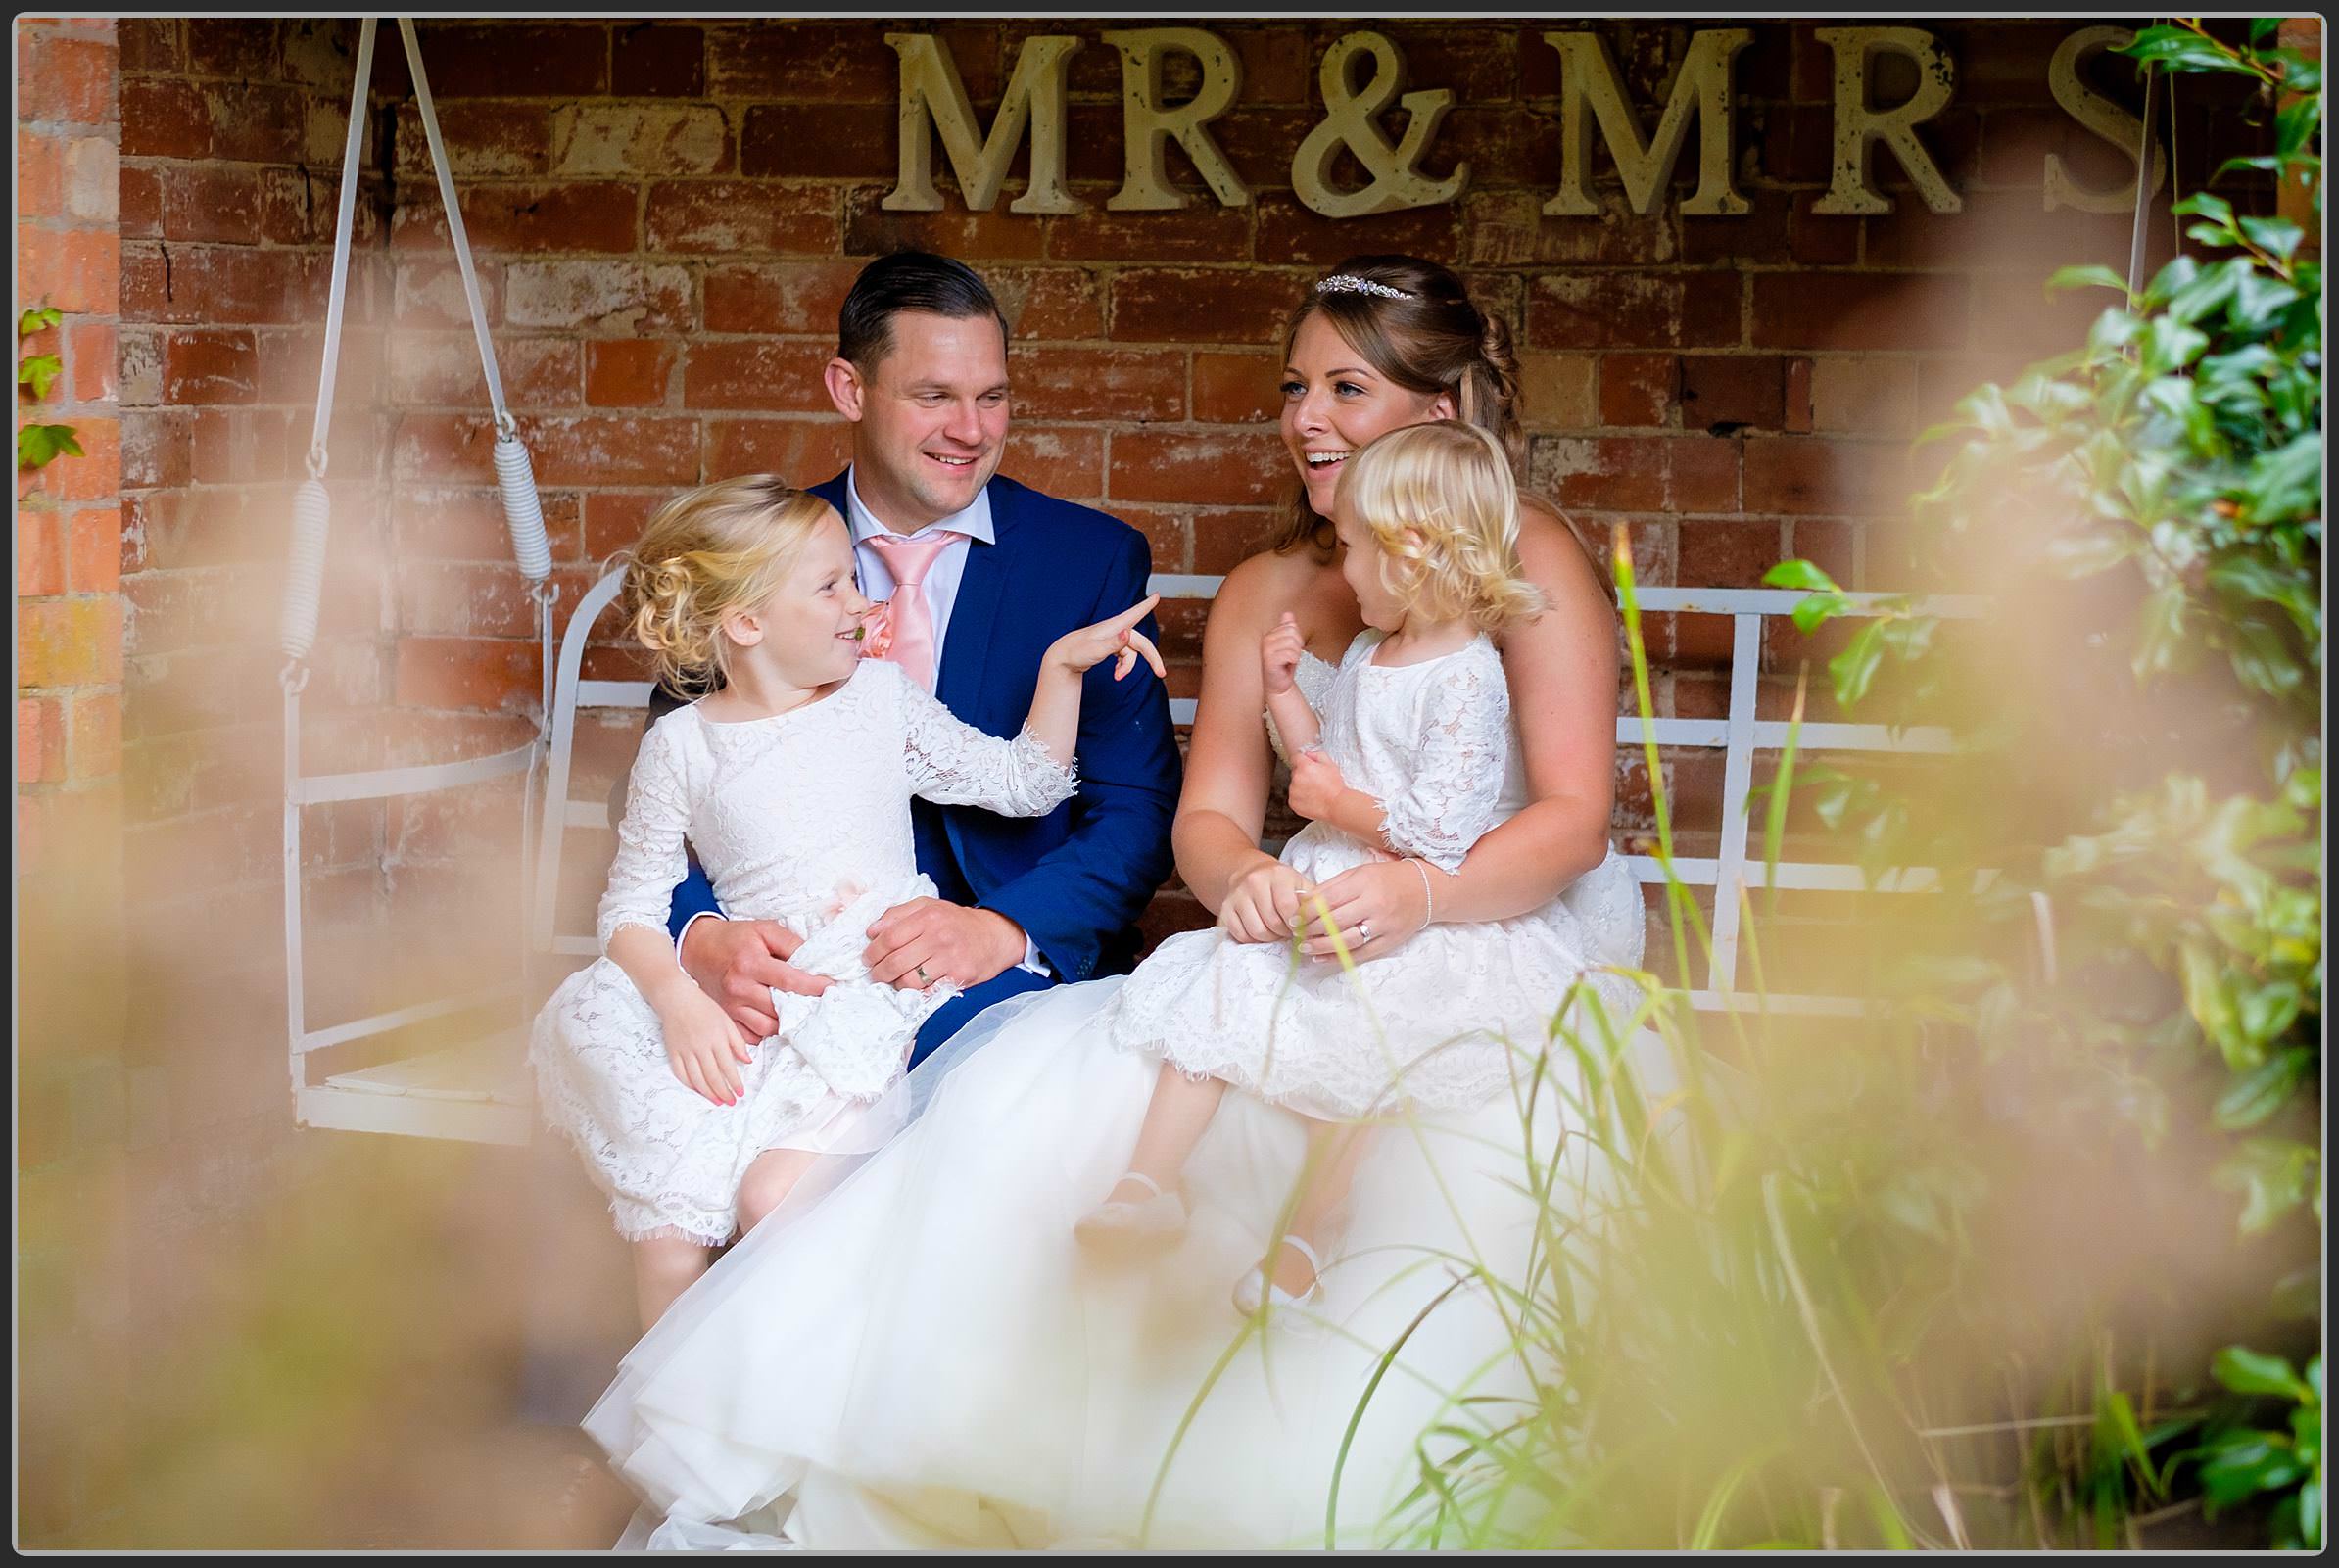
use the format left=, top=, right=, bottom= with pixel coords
left=582, top=649, right=1676, bottom=1549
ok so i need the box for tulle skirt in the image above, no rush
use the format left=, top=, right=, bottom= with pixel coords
left=584, top=972, right=1685, bottom=1549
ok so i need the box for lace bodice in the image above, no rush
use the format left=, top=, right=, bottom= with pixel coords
left=1268, top=642, right=1535, bottom=823
left=1272, top=633, right=1511, bottom=873
left=597, top=659, right=1076, bottom=951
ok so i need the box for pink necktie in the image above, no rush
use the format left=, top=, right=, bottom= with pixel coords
left=862, top=530, right=964, bottom=692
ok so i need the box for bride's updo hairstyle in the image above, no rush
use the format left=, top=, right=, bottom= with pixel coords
left=1274, top=254, right=1525, bottom=556
left=1340, top=421, right=1546, bottom=634
left=612, top=475, right=836, bottom=692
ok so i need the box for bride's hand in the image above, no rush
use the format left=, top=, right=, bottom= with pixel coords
left=1298, top=858, right=1433, bottom=964
left=1218, top=855, right=1313, bottom=944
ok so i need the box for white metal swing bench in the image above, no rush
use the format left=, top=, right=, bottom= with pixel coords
left=279, top=24, right=1985, bottom=1150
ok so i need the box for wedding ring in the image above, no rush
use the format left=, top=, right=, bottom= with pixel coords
left=1357, top=921, right=1372, bottom=943
left=916, top=964, right=931, bottom=983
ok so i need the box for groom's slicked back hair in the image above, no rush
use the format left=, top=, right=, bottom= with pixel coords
left=837, top=250, right=1011, bottom=372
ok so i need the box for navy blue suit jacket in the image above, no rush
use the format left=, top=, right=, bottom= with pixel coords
left=653, top=470, right=1182, bottom=1002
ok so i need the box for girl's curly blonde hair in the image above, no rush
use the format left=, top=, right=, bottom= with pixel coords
left=609, top=475, right=839, bottom=692
left=1337, top=420, right=1547, bottom=633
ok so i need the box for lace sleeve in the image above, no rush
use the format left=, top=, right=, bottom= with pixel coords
left=1376, top=654, right=1511, bottom=875
left=595, top=713, right=699, bottom=952
left=893, top=666, right=1079, bottom=817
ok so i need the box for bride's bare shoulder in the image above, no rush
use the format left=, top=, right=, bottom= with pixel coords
left=1209, top=547, right=1321, bottom=631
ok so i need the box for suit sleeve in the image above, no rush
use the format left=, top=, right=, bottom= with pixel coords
left=976, top=530, right=1182, bottom=981
left=618, top=681, right=724, bottom=943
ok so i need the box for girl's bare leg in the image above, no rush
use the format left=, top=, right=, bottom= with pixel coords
left=1270, top=1119, right=1375, bottom=1295
left=632, top=1236, right=714, bottom=1332
left=736, top=1146, right=824, bottom=1235
left=1100, top=1061, right=1230, bottom=1204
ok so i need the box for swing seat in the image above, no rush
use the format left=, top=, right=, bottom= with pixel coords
left=310, top=1033, right=534, bottom=1145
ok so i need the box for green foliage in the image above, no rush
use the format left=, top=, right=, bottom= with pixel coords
left=1752, top=17, right=2320, bottom=1552
left=17, top=301, right=78, bottom=472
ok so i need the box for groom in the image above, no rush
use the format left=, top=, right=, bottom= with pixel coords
left=651, top=250, right=1181, bottom=1067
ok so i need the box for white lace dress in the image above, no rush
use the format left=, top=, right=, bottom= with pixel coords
left=1104, top=630, right=1645, bottom=1119
left=529, top=658, right=1076, bottom=1246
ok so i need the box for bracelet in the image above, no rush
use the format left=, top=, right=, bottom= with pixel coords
left=1408, top=857, right=1435, bottom=927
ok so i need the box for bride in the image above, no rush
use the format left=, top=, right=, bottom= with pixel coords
left=582, top=256, right=1677, bottom=1548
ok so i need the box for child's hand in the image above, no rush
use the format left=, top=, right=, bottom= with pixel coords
left=1287, top=745, right=1350, bottom=824
left=661, top=988, right=754, bottom=1107
left=1260, top=612, right=1305, bottom=697
left=1048, top=594, right=1167, bottom=683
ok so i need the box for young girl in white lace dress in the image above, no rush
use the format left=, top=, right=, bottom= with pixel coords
left=530, top=476, right=1163, bottom=1328
left=1077, top=420, right=1635, bottom=1313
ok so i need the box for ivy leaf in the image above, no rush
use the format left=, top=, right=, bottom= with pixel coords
left=2238, top=215, right=2305, bottom=262
left=2214, top=1137, right=2318, bottom=1233
left=17, top=352, right=63, bottom=400
left=2250, top=17, right=2283, bottom=45
left=16, top=422, right=81, bottom=470
left=17, top=306, right=61, bottom=337
left=2215, top=1047, right=2313, bottom=1129
left=2048, top=262, right=2131, bottom=296
left=2132, top=577, right=2192, bottom=680
left=2215, top=1345, right=2314, bottom=1402
left=1828, top=620, right=1886, bottom=710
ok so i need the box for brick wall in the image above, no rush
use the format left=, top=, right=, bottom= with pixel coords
left=98, top=20, right=2276, bottom=1070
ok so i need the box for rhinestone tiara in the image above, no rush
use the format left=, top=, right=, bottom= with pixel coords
left=1315, top=274, right=1413, bottom=301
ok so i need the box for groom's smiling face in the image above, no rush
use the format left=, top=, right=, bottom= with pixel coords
left=828, top=309, right=1011, bottom=533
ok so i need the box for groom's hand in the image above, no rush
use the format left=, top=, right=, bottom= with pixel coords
left=865, top=898, right=1026, bottom=990
left=681, top=917, right=834, bottom=1039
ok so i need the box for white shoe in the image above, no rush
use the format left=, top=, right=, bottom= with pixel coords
left=1074, top=1171, right=1187, bottom=1248
left=1232, top=1234, right=1325, bottom=1316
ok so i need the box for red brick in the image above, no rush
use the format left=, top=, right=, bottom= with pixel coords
left=1109, top=428, right=1286, bottom=505
left=50, top=416, right=119, bottom=502
left=707, top=22, right=996, bottom=103
left=991, top=267, right=1106, bottom=341
left=20, top=698, right=66, bottom=784
left=702, top=418, right=853, bottom=485
left=1599, top=354, right=1677, bottom=428
left=1784, top=356, right=1814, bottom=434
left=119, top=77, right=210, bottom=159
left=1678, top=516, right=1791, bottom=590
left=1191, top=507, right=1281, bottom=573
left=1866, top=186, right=2134, bottom=272
left=68, top=322, right=117, bottom=404
left=393, top=101, right=556, bottom=181
left=183, top=18, right=278, bottom=79
left=703, top=261, right=863, bottom=336
left=1047, top=202, right=1255, bottom=264
left=1808, top=358, right=1918, bottom=437
left=162, top=330, right=261, bottom=405
left=1254, top=190, right=1466, bottom=268
left=18, top=514, right=66, bottom=597
left=1971, top=269, right=2110, bottom=354
left=1113, top=504, right=1188, bottom=573
left=122, top=244, right=330, bottom=327
left=740, top=103, right=894, bottom=180
left=119, top=409, right=192, bottom=489
left=1788, top=193, right=1861, bottom=266
left=613, top=23, right=705, bottom=97
left=551, top=103, right=731, bottom=178
left=1192, top=351, right=1282, bottom=424
left=257, top=166, right=387, bottom=249
left=1953, top=22, right=2070, bottom=107
left=436, top=413, right=703, bottom=488
left=1748, top=274, right=1971, bottom=353
left=502, top=260, right=692, bottom=332
left=197, top=81, right=306, bottom=164
left=18, top=132, right=64, bottom=218
left=646, top=180, right=839, bottom=255
left=1682, top=200, right=1790, bottom=267
left=1680, top=355, right=1787, bottom=433
left=586, top=341, right=678, bottom=407
left=118, top=18, right=182, bottom=73
left=68, top=509, right=122, bottom=594
left=22, top=228, right=120, bottom=316
left=393, top=636, right=543, bottom=713
left=18, top=598, right=124, bottom=688
left=682, top=340, right=836, bottom=412
left=394, top=181, right=640, bottom=256
left=840, top=191, right=1047, bottom=262
left=1209, top=107, right=1321, bottom=194
left=69, top=690, right=122, bottom=780
left=21, top=32, right=115, bottom=125
left=391, top=258, right=504, bottom=332
left=1529, top=434, right=1738, bottom=514
left=398, top=562, right=595, bottom=639
left=1001, top=427, right=1106, bottom=499
left=386, top=334, right=580, bottom=409
left=1470, top=187, right=1681, bottom=269
left=118, top=166, right=161, bottom=239
left=1006, top=347, right=1184, bottom=422
left=1742, top=436, right=1912, bottom=517
left=582, top=491, right=664, bottom=561
left=407, top=24, right=609, bottom=98
left=1316, top=21, right=1518, bottom=104
left=1529, top=270, right=1742, bottom=351
left=1433, top=106, right=1562, bottom=195
left=1110, top=267, right=1295, bottom=346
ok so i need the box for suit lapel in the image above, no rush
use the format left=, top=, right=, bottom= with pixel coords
left=937, top=478, right=1011, bottom=718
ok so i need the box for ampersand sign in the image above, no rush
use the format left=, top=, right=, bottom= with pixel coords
left=1292, top=31, right=1469, bottom=218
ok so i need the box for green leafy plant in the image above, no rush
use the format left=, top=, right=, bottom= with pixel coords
left=18, top=304, right=80, bottom=471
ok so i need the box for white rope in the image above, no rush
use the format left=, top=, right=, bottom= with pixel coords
left=400, top=18, right=508, bottom=420
left=2126, top=21, right=2164, bottom=295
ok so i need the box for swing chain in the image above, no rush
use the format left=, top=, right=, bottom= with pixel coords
left=528, top=578, right=561, bottom=610
left=306, top=443, right=329, bottom=482
left=279, top=657, right=311, bottom=696
left=493, top=407, right=519, bottom=444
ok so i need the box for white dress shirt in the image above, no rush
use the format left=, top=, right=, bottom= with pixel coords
left=681, top=467, right=1052, bottom=979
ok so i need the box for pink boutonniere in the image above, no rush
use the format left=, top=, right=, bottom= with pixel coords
left=854, top=600, right=897, bottom=660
